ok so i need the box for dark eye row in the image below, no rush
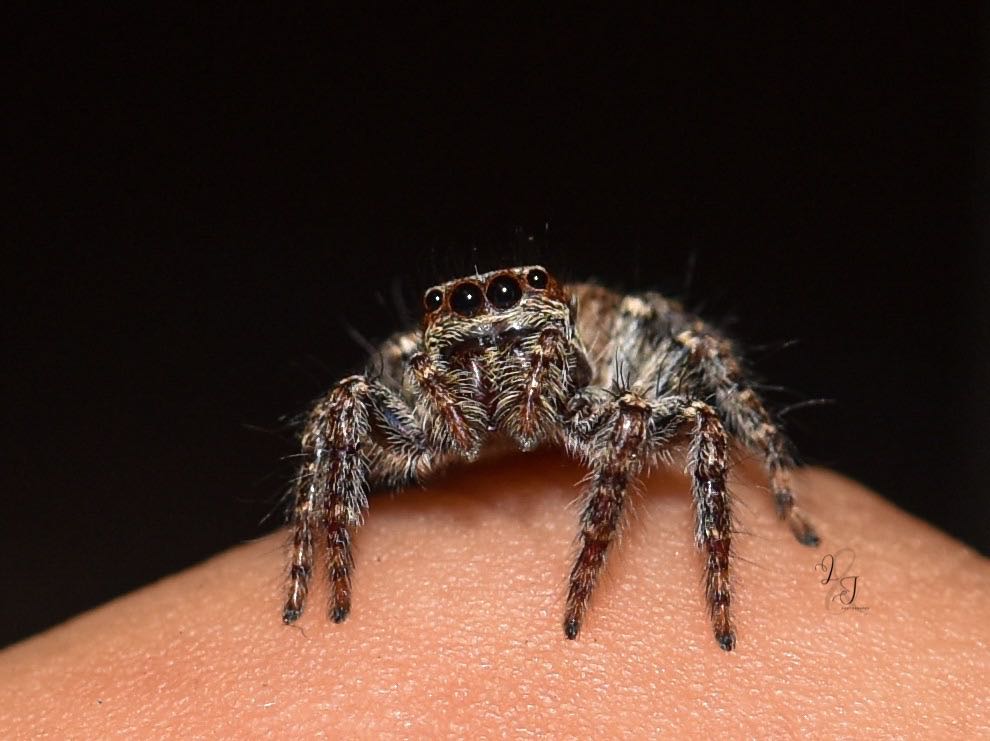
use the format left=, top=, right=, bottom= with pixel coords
left=424, top=268, right=548, bottom=315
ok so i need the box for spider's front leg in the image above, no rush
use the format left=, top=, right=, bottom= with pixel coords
left=563, top=392, right=738, bottom=650
left=283, top=376, right=370, bottom=624
left=681, top=399, right=736, bottom=651
left=562, top=389, right=661, bottom=640
left=282, top=376, right=434, bottom=624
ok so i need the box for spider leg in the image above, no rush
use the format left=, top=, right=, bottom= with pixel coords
left=365, top=383, right=439, bottom=490
left=676, top=328, right=820, bottom=546
left=283, top=376, right=370, bottom=624
left=562, top=388, right=738, bottom=650
left=682, top=400, right=736, bottom=651
left=283, top=465, right=316, bottom=623
left=563, top=391, right=653, bottom=639
left=283, top=376, right=438, bottom=624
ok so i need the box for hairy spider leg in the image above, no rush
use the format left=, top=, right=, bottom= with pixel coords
left=283, top=377, right=369, bottom=623
left=282, top=459, right=317, bottom=622
left=284, top=376, right=443, bottom=624
left=365, top=383, right=437, bottom=491
left=675, top=328, right=819, bottom=546
left=682, top=400, right=736, bottom=651
left=563, top=391, right=653, bottom=639
left=561, top=389, right=738, bottom=650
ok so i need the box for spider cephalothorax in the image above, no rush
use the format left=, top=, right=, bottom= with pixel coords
left=414, top=266, right=588, bottom=457
left=282, top=265, right=819, bottom=650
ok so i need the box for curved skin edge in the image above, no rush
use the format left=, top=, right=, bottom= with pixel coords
left=0, top=453, right=987, bottom=738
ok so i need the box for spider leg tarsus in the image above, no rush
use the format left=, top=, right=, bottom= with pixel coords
left=718, top=631, right=736, bottom=651
left=790, top=515, right=821, bottom=547
left=563, top=617, right=580, bottom=640
left=775, top=490, right=820, bottom=546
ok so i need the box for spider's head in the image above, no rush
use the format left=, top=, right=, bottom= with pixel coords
left=420, top=265, right=571, bottom=348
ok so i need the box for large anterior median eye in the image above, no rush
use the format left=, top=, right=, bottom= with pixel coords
left=423, top=288, right=443, bottom=312
left=450, top=281, right=483, bottom=315
left=486, top=274, right=522, bottom=309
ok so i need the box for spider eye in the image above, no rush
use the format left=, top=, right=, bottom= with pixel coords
left=526, top=268, right=549, bottom=289
left=486, top=274, right=522, bottom=310
left=450, top=281, right=483, bottom=316
left=423, top=288, right=443, bottom=313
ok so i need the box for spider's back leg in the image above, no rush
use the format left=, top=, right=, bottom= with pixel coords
left=674, top=326, right=820, bottom=546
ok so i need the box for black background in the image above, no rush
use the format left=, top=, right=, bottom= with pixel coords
left=5, top=7, right=988, bottom=648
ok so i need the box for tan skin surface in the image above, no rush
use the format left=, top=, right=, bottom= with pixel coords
left=1, top=452, right=987, bottom=738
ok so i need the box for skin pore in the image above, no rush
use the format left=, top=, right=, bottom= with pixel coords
left=0, top=452, right=987, bottom=737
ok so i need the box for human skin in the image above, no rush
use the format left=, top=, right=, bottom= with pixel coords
left=0, top=452, right=987, bottom=738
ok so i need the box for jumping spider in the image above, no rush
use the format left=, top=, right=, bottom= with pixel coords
left=283, top=265, right=819, bottom=650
